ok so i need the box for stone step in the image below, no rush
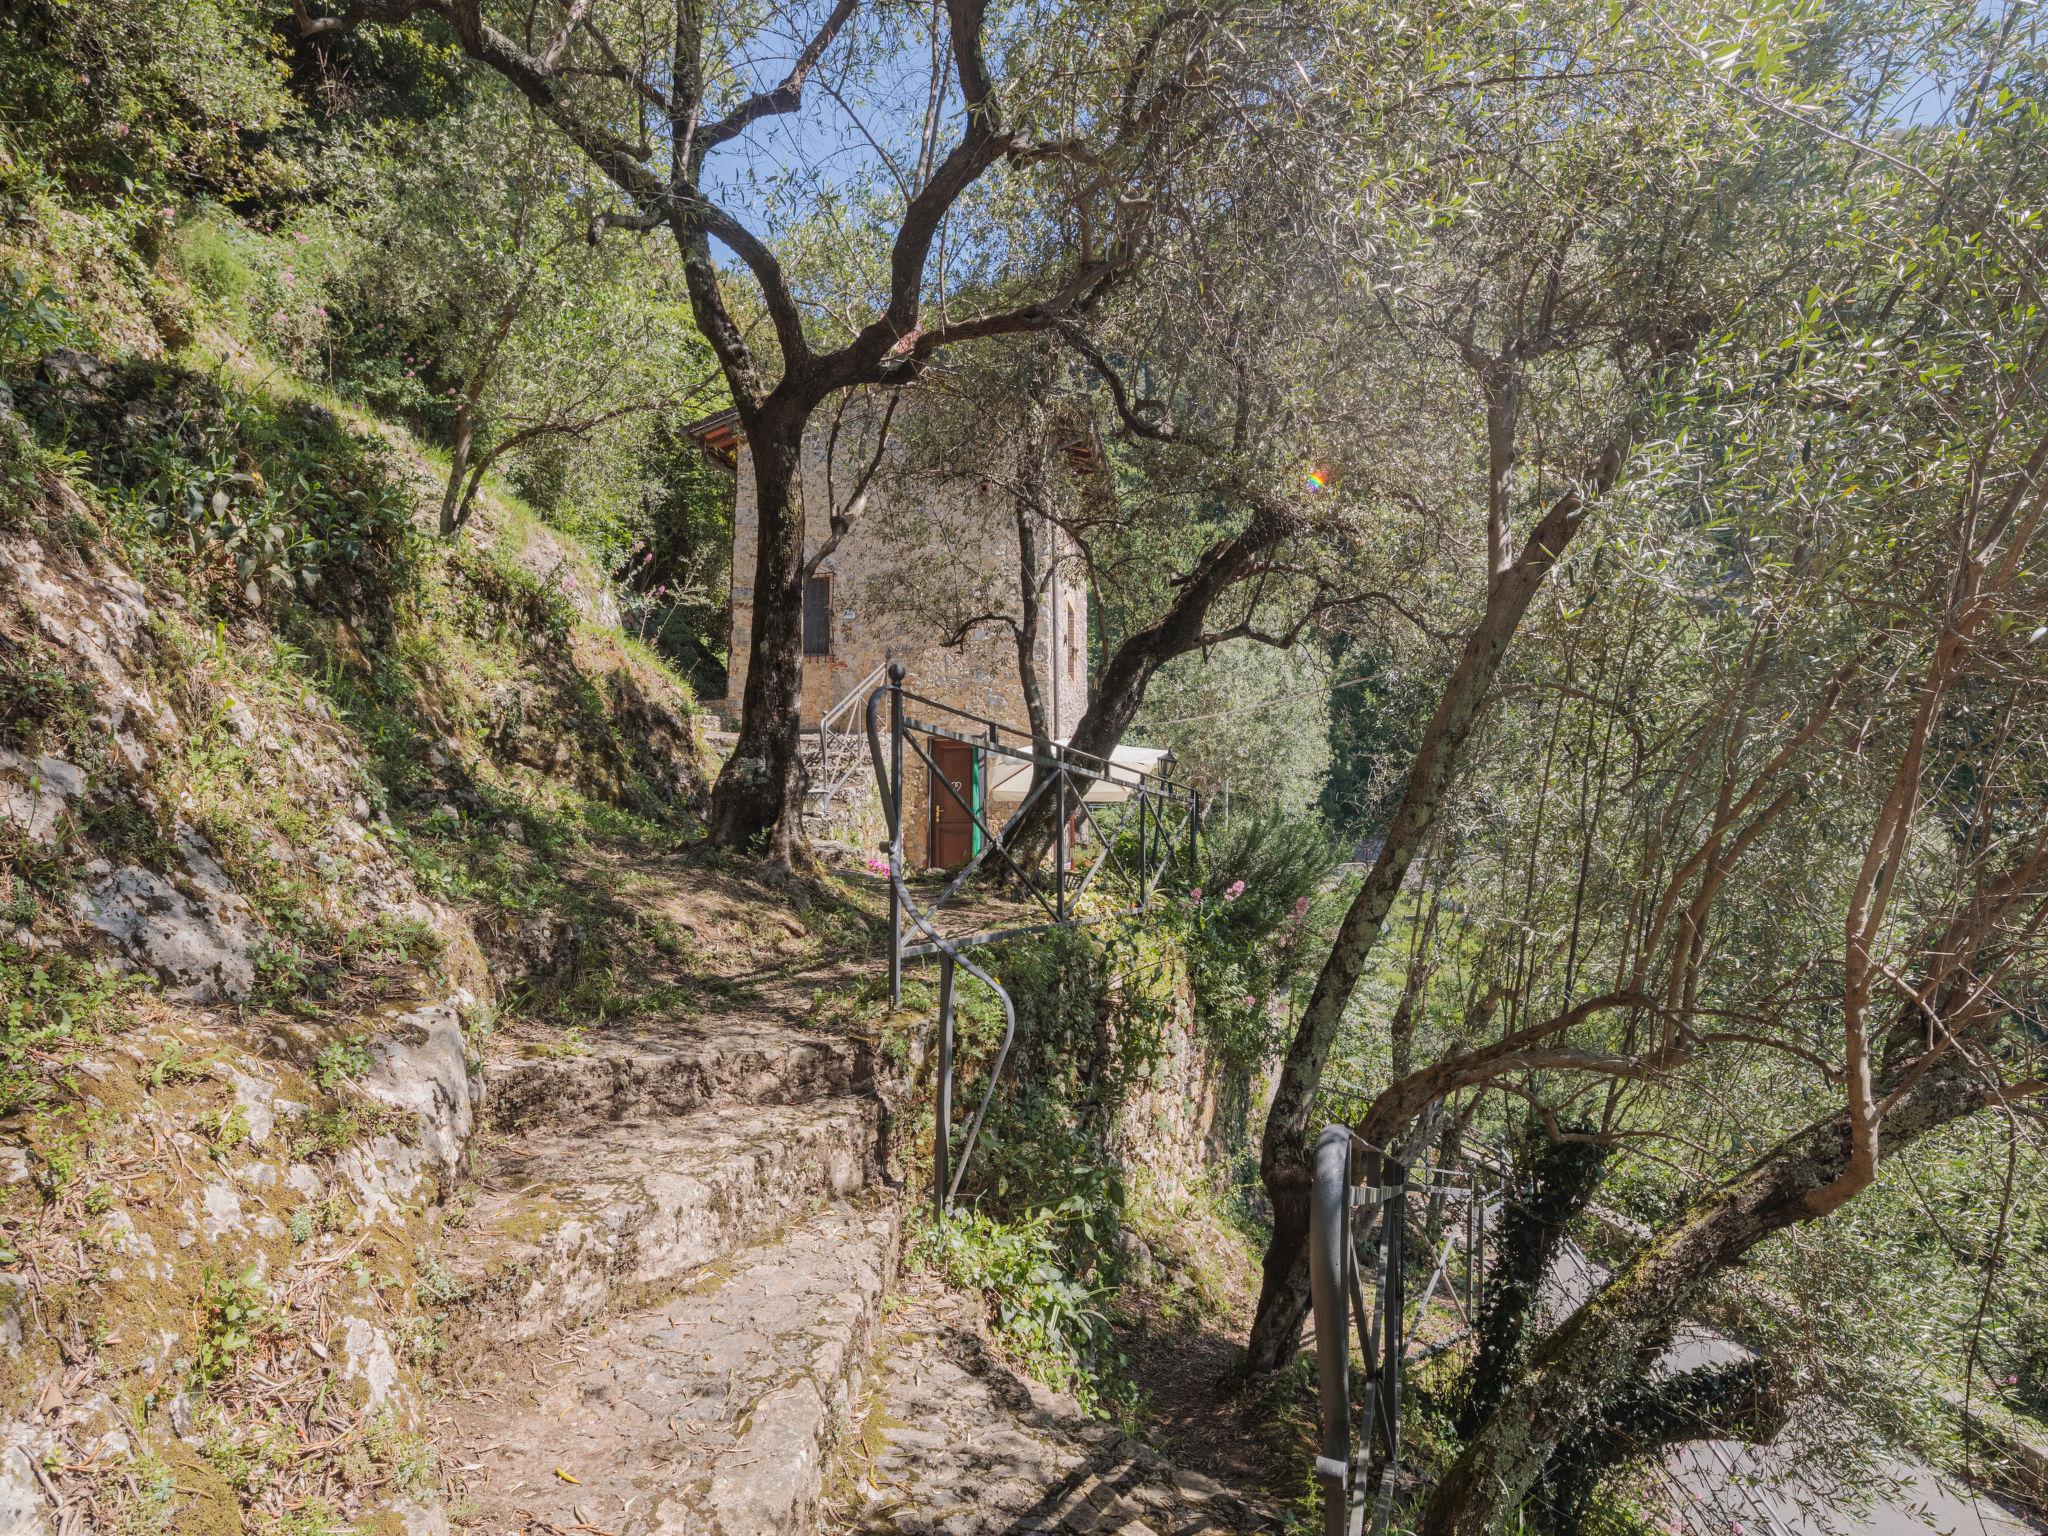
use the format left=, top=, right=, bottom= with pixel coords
left=487, top=1015, right=872, bottom=1132
left=439, top=1199, right=902, bottom=1536
left=840, top=1275, right=1282, bottom=1536
left=444, top=1096, right=882, bottom=1349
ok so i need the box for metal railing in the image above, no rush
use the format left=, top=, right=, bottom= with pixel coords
left=1311, top=1125, right=1408, bottom=1536
left=1309, top=1124, right=1500, bottom=1536
left=863, top=664, right=1199, bottom=1220
left=805, top=661, right=891, bottom=826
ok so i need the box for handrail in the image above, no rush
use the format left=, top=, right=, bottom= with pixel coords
left=865, top=663, right=1198, bottom=1219
left=865, top=671, right=1015, bottom=1220
left=808, top=661, right=891, bottom=820
left=821, top=660, right=889, bottom=742
left=1310, top=1125, right=1503, bottom=1536
left=1310, top=1125, right=1410, bottom=1536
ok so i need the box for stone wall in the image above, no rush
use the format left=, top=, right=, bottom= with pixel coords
left=1112, top=995, right=1240, bottom=1199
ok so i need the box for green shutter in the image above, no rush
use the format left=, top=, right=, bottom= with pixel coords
left=971, top=749, right=983, bottom=856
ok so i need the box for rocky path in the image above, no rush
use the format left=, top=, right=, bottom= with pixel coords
left=837, top=1275, right=1281, bottom=1536
left=426, top=955, right=901, bottom=1536
left=419, top=924, right=1282, bottom=1536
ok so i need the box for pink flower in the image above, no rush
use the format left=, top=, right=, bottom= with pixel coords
left=1293, top=895, right=1310, bottom=918
left=1188, top=887, right=1203, bottom=902
left=1224, top=879, right=1245, bottom=901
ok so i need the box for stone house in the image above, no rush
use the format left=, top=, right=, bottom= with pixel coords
left=687, top=405, right=1095, bottom=869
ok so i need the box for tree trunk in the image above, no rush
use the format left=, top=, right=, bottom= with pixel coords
left=999, top=501, right=1293, bottom=867
left=1246, top=441, right=1625, bottom=1375
left=1536, top=1357, right=1785, bottom=1536
left=1013, top=501, right=1051, bottom=754
left=707, top=400, right=809, bottom=863
left=1415, top=1050, right=1999, bottom=1536
left=440, top=402, right=476, bottom=538
left=1011, top=352, right=1054, bottom=759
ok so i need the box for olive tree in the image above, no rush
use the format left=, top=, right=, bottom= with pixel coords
left=344, top=88, right=713, bottom=537
left=1415, top=63, right=2048, bottom=1522
left=293, top=0, right=1269, bottom=862
left=1245, top=0, right=1794, bottom=1369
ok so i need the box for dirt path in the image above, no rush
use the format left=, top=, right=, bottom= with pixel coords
left=836, top=1273, right=1282, bottom=1536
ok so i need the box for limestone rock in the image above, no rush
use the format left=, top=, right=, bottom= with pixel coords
left=342, top=1315, right=400, bottom=1410
left=0, top=753, right=86, bottom=848
left=0, top=1443, right=53, bottom=1536
left=74, top=862, right=255, bottom=1000
left=357, top=998, right=479, bottom=1184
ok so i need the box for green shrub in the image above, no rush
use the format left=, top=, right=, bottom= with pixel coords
left=20, top=361, right=415, bottom=623
left=0, top=642, right=97, bottom=755
left=311, top=1037, right=374, bottom=1090
left=168, top=214, right=257, bottom=308
left=199, top=1103, right=251, bottom=1160
left=192, top=1262, right=276, bottom=1384
left=0, top=0, right=298, bottom=215
left=1177, top=806, right=1340, bottom=1070
left=0, top=266, right=77, bottom=378
left=1188, top=804, right=1340, bottom=950
left=917, top=1203, right=1116, bottom=1410
left=450, top=538, right=576, bottom=644
left=961, top=922, right=1178, bottom=1253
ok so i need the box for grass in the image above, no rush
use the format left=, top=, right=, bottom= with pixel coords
left=107, top=1450, right=179, bottom=1535
left=0, top=634, right=100, bottom=757
left=0, top=203, right=738, bottom=1536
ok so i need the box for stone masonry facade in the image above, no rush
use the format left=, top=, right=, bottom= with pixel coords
left=718, top=415, right=1089, bottom=868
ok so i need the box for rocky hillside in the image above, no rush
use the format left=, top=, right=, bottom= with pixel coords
left=0, top=115, right=1289, bottom=1533
left=0, top=304, right=736, bottom=1532
left=0, top=338, right=1284, bottom=1536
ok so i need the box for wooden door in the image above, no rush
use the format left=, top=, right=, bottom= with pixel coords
left=927, top=738, right=976, bottom=869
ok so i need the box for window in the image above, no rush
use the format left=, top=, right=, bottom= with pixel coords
left=803, top=575, right=832, bottom=657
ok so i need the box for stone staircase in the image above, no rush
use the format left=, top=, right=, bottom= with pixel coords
left=803, top=727, right=873, bottom=829
left=425, top=967, right=1278, bottom=1536
left=842, top=1276, right=1281, bottom=1536
left=429, top=973, right=899, bottom=1536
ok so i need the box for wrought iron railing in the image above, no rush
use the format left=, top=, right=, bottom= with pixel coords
left=1309, top=1124, right=1500, bottom=1536
left=863, top=664, right=1198, bottom=1219
left=805, top=660, right=891, bottom=827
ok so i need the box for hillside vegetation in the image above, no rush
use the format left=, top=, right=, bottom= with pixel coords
left=5, top=3, right=2048, bottom=1536
left=0, top=74, right=1282, bottom=1536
